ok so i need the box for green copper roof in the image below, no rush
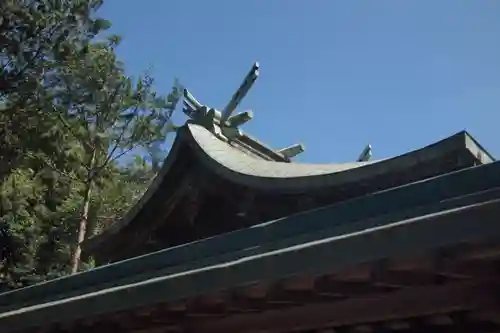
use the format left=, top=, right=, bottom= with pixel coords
left=81, top=124, right=494, bottom=258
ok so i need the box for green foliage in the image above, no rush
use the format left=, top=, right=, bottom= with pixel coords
left=50, top=37, right=180, bottom=273
left=0, top=0, right=181, bottom=288
left=0, top=0, right=110, bottom=181
left=0, top=168, right=73, bottom=288
left=53, top=41, right=179, bottom=178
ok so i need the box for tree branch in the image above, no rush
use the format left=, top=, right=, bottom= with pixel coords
left=107, top=146, right=136, bottom=164
left=23, top=151, right=81, bottom=182
left=100, top=105, right=138, bottom=169
left=55, top=112, right=91, bottom=151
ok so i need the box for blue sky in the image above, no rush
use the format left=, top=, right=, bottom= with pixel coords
left=100, top=0, right=499, bottom=163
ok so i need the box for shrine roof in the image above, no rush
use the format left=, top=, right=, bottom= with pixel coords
left=80, top=123, right=493, bottom=255
left=187, top=123, right=493, bottom=185
left=80, top=61, right=496, bottom=258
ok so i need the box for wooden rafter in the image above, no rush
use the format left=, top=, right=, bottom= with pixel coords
left=191, top=282, right=500, bottom=333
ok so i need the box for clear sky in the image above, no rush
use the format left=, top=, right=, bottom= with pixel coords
left=100, top=0, right=499, bottom=163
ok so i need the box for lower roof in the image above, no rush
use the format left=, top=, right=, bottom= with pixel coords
left=3, top=160, right=500, bottom=314
left=1, top=161, right=500, bottom=331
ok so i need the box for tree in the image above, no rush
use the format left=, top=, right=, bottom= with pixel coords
left=0, top=154, right=161, bottom=289
left=0, top=0, right=181, bottom=286
left=0, top=0, right=111, bottom=180
left=0, top=0, right=115, bottom=288
left=51, top=39, right=180, bottom=273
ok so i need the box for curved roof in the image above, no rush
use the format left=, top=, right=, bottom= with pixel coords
left=82, top=123, right=494, bottom=256
left=188, top=123, right=493, bottom=188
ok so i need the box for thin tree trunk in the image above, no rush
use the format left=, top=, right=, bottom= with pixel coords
left=70, top=151, right=95, bottom=274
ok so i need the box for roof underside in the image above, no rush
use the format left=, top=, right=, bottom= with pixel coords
left=1, top=161, right=500, bottom=332
left=81, top=124, right=494, bottom=259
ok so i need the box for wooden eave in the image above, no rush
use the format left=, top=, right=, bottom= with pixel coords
left=2, top=203, right=500, bottom=332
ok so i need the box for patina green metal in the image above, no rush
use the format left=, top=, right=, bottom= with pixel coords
left=220, top=62, right=260, bottom=122
left=357, top=143, right=372, bottom=162
left=181, top=62, right=305, bottom=159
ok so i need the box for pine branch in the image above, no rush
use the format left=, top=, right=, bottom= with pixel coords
left=55, top=113, right=92, bottom=151
left=101, top=105, right=138, bottom=169
left=23, top=151, right=81, bottom=182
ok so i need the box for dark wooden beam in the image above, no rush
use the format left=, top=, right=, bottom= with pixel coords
left=452, top=241, right=500, bottom=262
left=190, top=282, right=500, bottom=333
